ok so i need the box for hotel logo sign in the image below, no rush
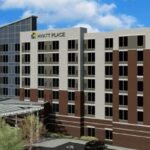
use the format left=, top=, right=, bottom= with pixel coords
left=31, top=32, right=65, bottom=39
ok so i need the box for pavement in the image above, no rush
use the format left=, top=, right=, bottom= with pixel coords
left=33, top=138, right=135, bottom=150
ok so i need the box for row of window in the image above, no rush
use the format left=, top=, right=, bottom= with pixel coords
left=105, top=51, right=143, bottom=62
left=105, top=35, right=144, bottom=49
left=105, top=80, right=144, bottom=91
left=0, top=88, right=19, bottom=96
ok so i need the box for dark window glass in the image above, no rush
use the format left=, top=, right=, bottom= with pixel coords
left=105, top=130, right=112, bottom=140
left=137, top=96, right=143, bottom=107
left=119, top=81, right=128, bottom=91
left=87, top=128, right=95, bottom=136
left=105, top=107, right=112, bottom=117
left=119, top=66, right=128, bottom=76
left=105, top=52, right=112, bottom=62
left=137, top=51, right=143, bottom=61
left=137, top=111, right=143, bottom=122
left=119, top=110, right=128, bottom=120
left=137, top=36, right=144, bottom=46
left=137, top=66, right=143, bottom=76
left=105, top=38, right=113, bottom=49
left=119, top=95, right=128, bottom=105
left=137, top=81, right=143, bottom=91
left=105, top=93, right=112, bottom=103
left=105, top=66, right=113, bottom=76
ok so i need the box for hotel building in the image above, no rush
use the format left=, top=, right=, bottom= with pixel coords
left=1, top=16, right=150, bottom=149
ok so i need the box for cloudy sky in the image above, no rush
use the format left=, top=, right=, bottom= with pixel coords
left=0, top=0, right=149, bottom=32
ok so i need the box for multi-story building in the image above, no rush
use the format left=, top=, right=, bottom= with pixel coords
left=0, top=16, right=37, bottom=97
left=1, top=16, right=150, bottom=149
left=19, top=26, right=150, bottom=149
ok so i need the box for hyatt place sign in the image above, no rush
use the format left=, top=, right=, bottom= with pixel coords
left=31, top=32, right=65, bottom=39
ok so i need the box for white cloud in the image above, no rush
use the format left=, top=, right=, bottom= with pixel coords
left=0, top=0, right=140, bottom=31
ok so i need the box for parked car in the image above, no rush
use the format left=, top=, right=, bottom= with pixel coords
left=84, top=140, right=107, bottom=150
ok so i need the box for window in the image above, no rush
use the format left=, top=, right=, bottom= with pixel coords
left=53, top=91, right=59, bottom=100
left=52, top=103, right=59, bottom=113
left=68, top=92, right=75, bottom=101
left=105, top=52, right=112, bottom=62
left=38, top=41, right=45, bottom=50
left=68, top=53, right=77, bottom=62
left=68, top=79, right=77, bottom=88
left=53, top=54, right=59, bottom=62
left=119, top=110, right=128, bottom=120
left=38, top=66, right=44, bottom=75
left=3, top=88, right=8, bottom=95
left=88, top=53, right=95, bottom=62
left=137, top=96, right=143, bottom=107
left=105, top=80, right=113, bottom=89
left=15, top=77, right=20, bottom=85
left=137, top=51, right=143, bottom=61
left=15, top=89, right=19, bottom=96
left=137, top=111, right=143, bottom=122
left=15, top=66, right=20, bottom=74
left=137, top=81, right=143, bottom=91
left=22, top=42, right=30, bottom=51
left=87, top=127, right=95, bottom=136
left=24, top=66, right=30, bottom=74
left=119, top=95, right=128, bottom=106
left=88, top=39, right=95, bottom=49
left=105, top=93, right=112, bottom=104
left=137, top=66, right=143, bottom=76
left=88, top=79, right=95, bottom=89
left=105, top=130, right=112, bottom=140
left=53, top=78, right=59, bottom=88
left=23, top=54, right=30, bottom=63
left=53, top=66, right=59, bottom=75
left=119, top=51, right=128, bottom=61
left=68, top=105, right=75, bottom=114
left=25, top=89, right=30, bottom=97
left=38, top=78, right=44, bottom=87
left=119, top=81, right=128, bottom=91
left=137, top=36, right=144, bottom=46
left=119, top=36, right=128, bottom=47
left=24, top=78, right=30, bottom=86
left=87, top=66, right=95, bottom=75
left=52, top=41, right=59, bottom=50
left=105, top=38, right=113, bottom=49
left=105, top=66, right=112, bottom=76
left=3, top=44, right=8, bottom=51
left=87, top=106, right=95, bottom=115
left=68, top=40, right=78, bottom=50
left=38, top=54, right=44, bottom=62
left=3, top=77, right=8, bottom=84
left=15, top=55, right=20, bottom=62
left=119, top=66, right=128, bottom=76
left=68, top=66, right=76, bottom=76
left=15, top=44, right=20, bottom=51
left=3, top=66, right=8, bottom=73
left=105, top=107, right=112, bottom=117
left=3, top=55, right=8, bottom=62
left=87, top=92, right=95, bottom=102
left=38, top=90, right=44, bottom=99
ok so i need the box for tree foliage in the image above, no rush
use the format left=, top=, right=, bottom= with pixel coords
left=20, top=114, right=45, bottom=150
left=0, top=118, right=24, bottom=150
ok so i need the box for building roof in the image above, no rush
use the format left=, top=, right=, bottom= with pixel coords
left=0, top=97, right=44, bottom=117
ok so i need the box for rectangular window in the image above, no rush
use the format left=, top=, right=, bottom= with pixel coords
left=3, top=77, right=8, bottom=84
left=119, top=66, right=128, bottom=76
left=105, top=52, right=112, bottom=62
left=119, top=110, right=128, bottom=120
left=15, top=55, right=20, bottom=62
left=119, top=51, right=128, bottom=61
left=137, top=66, right=143, bottom=76
left=87, top=66, right=95, bottom=75
left=88, top=39, right=95, bottom=49
left=68, top=79, right=77, bottom=88
left=22, top=42, right=30, bottom=51
left=53, top=78, right=59, bottom=88
left=105, top=93, right=112, bottom=103
left=53, top=53, right=59, bottom=62
left=119, top=95, right=128, bottom=106
left=87, top=106, right=95, bottom=115
left=105, top=107, right=112, bottom=117
left=137, top=51, right=143, bottom=61
left=3, top=88, right=8, bottom=95
left=38, top=78, right=44, bottom=87
left=38, top=54, right=44, bottom=62
left=38, top=41, right=44, bottom=50
left=3, top=55, right=8, bottom=62
left=38, top=66, right=44, bottom=75
left=53, top=66, right=59, bottom=75
left=137, top=81, right=143, bottom=91
left=24, top=78, right=30, bottom=86
left=105, top=80, right=113, bottom=89
left=87, top=53, right=95, bottom=62
left=68, top=92, right=75, bottom=101
left=24, top=66, right=30, bottom=74
left=88, top=79, right=95, bottom=89
left=68, top=40, right=78, bottom=50
left=52, top=41, right=59, bottom=50
left=119, top=36, right=128, bottom=47
left=25, top=89, right=30, bottom=97
left=137, top=96, right=143, bottom=107
left=87, top=92, right=95, bottom=102
left=87, top=127, right=95, bottom=136
left=15, top=44, right=20, bottom=51
left=105, top=66, right=113, bottom=75
left=3, top=66, right=8, bottom=73
left=105, top=38, right=113, bottom=49
left=38, top=90, right=44, bottom=99
left=15, top=77, right=20, bottom=85
left=52, top=103, right=59, bottom=113
left=15, top=66, right=20, bottom=74
left=68, top=53, right=78, bottom=63
left=119, top=81, right=128, bottom=91
left=68, top=66, right=76, bottom=76
left=53, top=91, right=59, bottom=100
left=68, top=105, right=75, bottom=114
left=137, top=36, right=144, bottom=46
left=15, top=89, right=19, bottom=96
left=137, top=111, right=143, bottom=122
left=23, top=54, right=30, bottom=63
left=105, top=130, right=113, bottom=140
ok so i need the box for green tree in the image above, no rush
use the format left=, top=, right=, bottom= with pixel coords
left=0, top=118, right=24, bottom=150
left=20, top=114, right=45, bottom=150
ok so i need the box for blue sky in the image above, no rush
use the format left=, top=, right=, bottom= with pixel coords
left=0, top=0, right=149, bottom=32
